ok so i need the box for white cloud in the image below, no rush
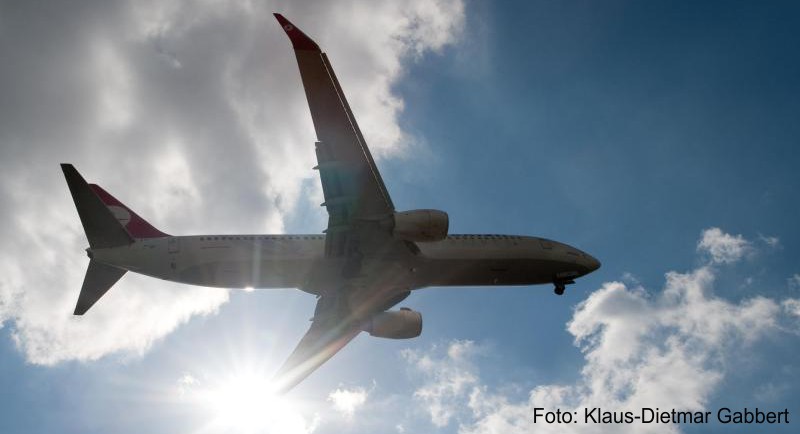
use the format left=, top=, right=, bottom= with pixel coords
left=407, top=228, right=796, bottom=434
left=0, top=0, right=465, bottom=364
left=788, top=274, right=800, bottom=290
left=758, top=234, right=780, bottom=248
left=697, top=227, right=751, bottom=264
left=403, top=340, right=479, bottom=427
left=783, top=299, right=800, bottom=317
left=328, top=386, right=369, bottom=420
left=177, top=372, right=199, bottom=397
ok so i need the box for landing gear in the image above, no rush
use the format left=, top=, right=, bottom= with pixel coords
left=553, top=279, right=574, bottom=296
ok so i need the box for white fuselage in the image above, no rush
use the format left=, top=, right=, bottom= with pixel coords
left=91, top=234, right=600, bottom=296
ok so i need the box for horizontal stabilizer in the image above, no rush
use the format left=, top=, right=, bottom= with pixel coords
left=61, top=164, right=133, bottom=248
left=74, top=260, right=126, bottom=315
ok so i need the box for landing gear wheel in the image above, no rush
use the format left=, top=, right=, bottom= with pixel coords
left=554, top=283, right=565, bottom=295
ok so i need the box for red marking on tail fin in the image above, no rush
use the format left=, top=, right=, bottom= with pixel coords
left=90, top=184, right=169, bottom=238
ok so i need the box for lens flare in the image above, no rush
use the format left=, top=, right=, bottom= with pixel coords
left=187, top=371, right=316, bottom=434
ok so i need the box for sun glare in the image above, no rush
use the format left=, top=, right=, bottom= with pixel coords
left=195, top=372, right=314, bottom=434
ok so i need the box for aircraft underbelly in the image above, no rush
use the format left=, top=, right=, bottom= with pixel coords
left=176, top=258, right=315, bottom=289
left=416, top=258, right=567, bottom=286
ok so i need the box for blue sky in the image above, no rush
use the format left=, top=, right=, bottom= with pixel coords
left=1, top=1, right=799, bottom=433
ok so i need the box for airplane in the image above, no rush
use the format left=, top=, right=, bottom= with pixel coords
left=61, top=13, right=600, bottom=393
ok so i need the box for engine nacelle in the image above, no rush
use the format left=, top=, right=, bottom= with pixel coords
left=391, top=209, right=449, bottom=242
left=364, top=308, right=422, bottom=339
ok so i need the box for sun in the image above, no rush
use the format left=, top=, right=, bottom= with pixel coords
left=194, top=371, right=314, bottom=434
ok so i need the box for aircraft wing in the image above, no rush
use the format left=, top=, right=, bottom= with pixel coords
left=275, top=14, right=403, bottom=258
left=271, top=295, right=363, bottom=394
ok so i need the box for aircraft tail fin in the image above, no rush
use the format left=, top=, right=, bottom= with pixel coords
left=88, top=184, right=169, bottom=239
left=61, top=164, right=134, bottom=248
left=61, top=163, right=169, bottom=244
left=74, top=260, right=127, bottom=315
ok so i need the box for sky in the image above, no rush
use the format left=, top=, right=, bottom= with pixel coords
left=1, top=0, right=799, bottom=433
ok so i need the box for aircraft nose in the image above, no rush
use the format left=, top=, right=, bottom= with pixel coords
left=583, top=253, right=601, bottom=273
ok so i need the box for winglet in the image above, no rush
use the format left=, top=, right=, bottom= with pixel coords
left=274, top=13, right=320, bottom=52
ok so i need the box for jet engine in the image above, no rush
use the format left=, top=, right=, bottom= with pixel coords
left=364, top=308, right=422, bottom=339
left=390, top=209, right=449, bottom=242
